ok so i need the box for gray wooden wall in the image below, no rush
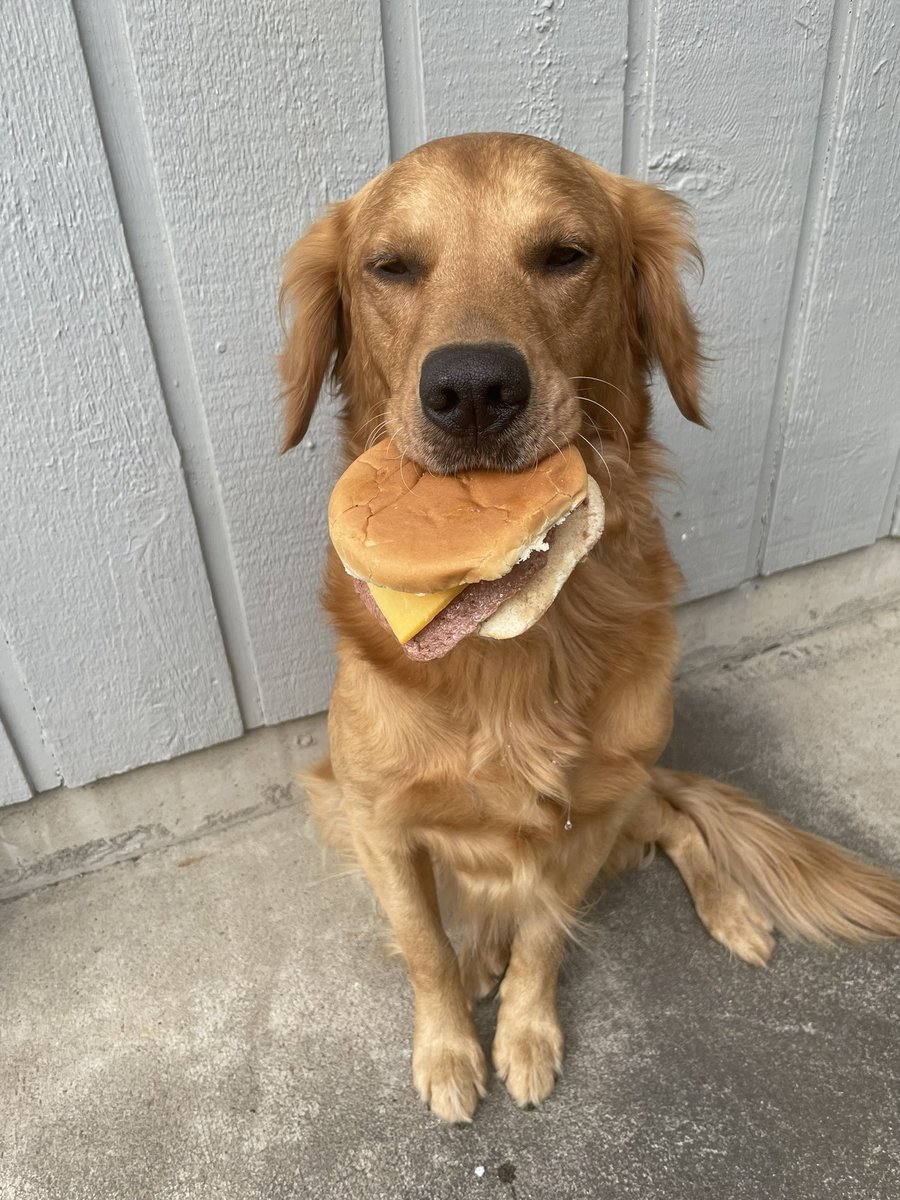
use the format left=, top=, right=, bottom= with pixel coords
left=2, top=0, right=898, bottom=806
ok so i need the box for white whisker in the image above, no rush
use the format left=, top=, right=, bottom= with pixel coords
left=572, top=397, right=613, bottom=430
left=576, top=397, right=631, bottom=466
left=576, top=433, right=613, bottom=497
left=397, top=447, right=413, bottom=493
left=531, top=328, right=560, bottom=350
left=580, top=408, right=605, bottom=450
left=364, top=421, right=389, bottom=452
left=568, top=377, right=633, bottom=464
left=356, top=409, right=389, bottom=433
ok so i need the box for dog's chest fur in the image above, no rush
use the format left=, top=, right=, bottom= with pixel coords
left=333, top=615, right=605, bottom=844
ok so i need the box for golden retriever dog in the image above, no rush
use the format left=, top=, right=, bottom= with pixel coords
left=278, top=132, right=900, bottom=1123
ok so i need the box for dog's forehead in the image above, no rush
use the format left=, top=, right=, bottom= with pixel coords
left=352, top=135, right=615, bottom=248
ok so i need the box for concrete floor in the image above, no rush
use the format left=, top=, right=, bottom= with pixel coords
left=2, top=605, right=899, bottom=1199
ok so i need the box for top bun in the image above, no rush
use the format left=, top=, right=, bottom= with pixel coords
left=328, top=440, right=588, bottom=592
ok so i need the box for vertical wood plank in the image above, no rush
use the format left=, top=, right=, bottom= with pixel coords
left=73, top=0, right=266, bottom=731
left=418, top=0, right=627, bottom=168
left=763, top=0, right=900, bottom=573
left=883, top=449, right=900, bottom=538
left=0, top=631, right=61, bottom=792
left=118, top=1, right=389, bottom=726
left=637, top=0, right=832, bottom=597
left=0, top=721, right=31, bottom=808
left=0, top=3, right=242, bottom=787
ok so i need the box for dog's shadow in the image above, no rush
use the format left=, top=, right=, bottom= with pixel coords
left=667, top=665, right=895, bottom=862
left=550, top=666, right=899, bottom=1014
left=664, top=668, right=807, bottom=809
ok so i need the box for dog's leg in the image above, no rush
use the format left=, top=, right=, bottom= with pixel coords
left=627, top=789, right=776, bottom=966
left=492, top=761, right=657, bottom=1107
left=492, top=848, right=604, bottom=1108
left=492, top=910, right=568, bottom=1108
left=353, top=831, right=487, bottom=1124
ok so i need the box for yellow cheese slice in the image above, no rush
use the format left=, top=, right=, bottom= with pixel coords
left=367, top=581, right=466, bottom=644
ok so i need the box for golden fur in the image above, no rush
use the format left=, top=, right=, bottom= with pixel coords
left=278, top=133, right=900, bottom=1123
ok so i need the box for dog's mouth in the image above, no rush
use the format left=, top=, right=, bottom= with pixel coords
left=409, top=426, right=549, bottom=475
left=391, top=409, right=583, bottom=476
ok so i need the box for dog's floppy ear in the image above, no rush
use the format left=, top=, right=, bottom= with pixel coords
left=278, top=203, right=348, bottom=452
left=622, top=179, right=705, bottom=426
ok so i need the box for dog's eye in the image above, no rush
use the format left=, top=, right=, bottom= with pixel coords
left=368, top=256, right=414, bottom=279
left=542, top=244, right=589, bottom=271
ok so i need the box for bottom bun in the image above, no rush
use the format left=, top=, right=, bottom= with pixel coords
left=478, top=475, right=605, bottom=640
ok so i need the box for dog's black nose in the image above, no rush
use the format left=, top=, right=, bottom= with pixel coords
left=419, top=344, right=531, bottom=438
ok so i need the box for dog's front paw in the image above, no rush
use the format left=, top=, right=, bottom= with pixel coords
left=493, top=1010, right=564, bottom=1108
left=413, top=1024, right=487, bottom=1123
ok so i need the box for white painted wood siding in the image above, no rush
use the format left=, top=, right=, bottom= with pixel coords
left=635, top=0, right=832, bottom=597
left=0, top=3, right=242, bottom=793
left=759, top=0, right=900, bottom=574
left=115, top=0, right=389, bottom=728
left=0, top=723, right=29, bottom=809
left=1, top=0, right=898, bottom=803
left=418, top=0, right=627, bottom=168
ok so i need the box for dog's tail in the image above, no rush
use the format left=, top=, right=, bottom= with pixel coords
left=651, top=767, right=900, bottom=945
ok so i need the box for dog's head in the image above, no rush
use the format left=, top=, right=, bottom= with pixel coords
left=280, top=133, right=702, bottom=473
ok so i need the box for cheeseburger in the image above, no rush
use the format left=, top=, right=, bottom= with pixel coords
left=328, top=440, right=604, bottom=661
